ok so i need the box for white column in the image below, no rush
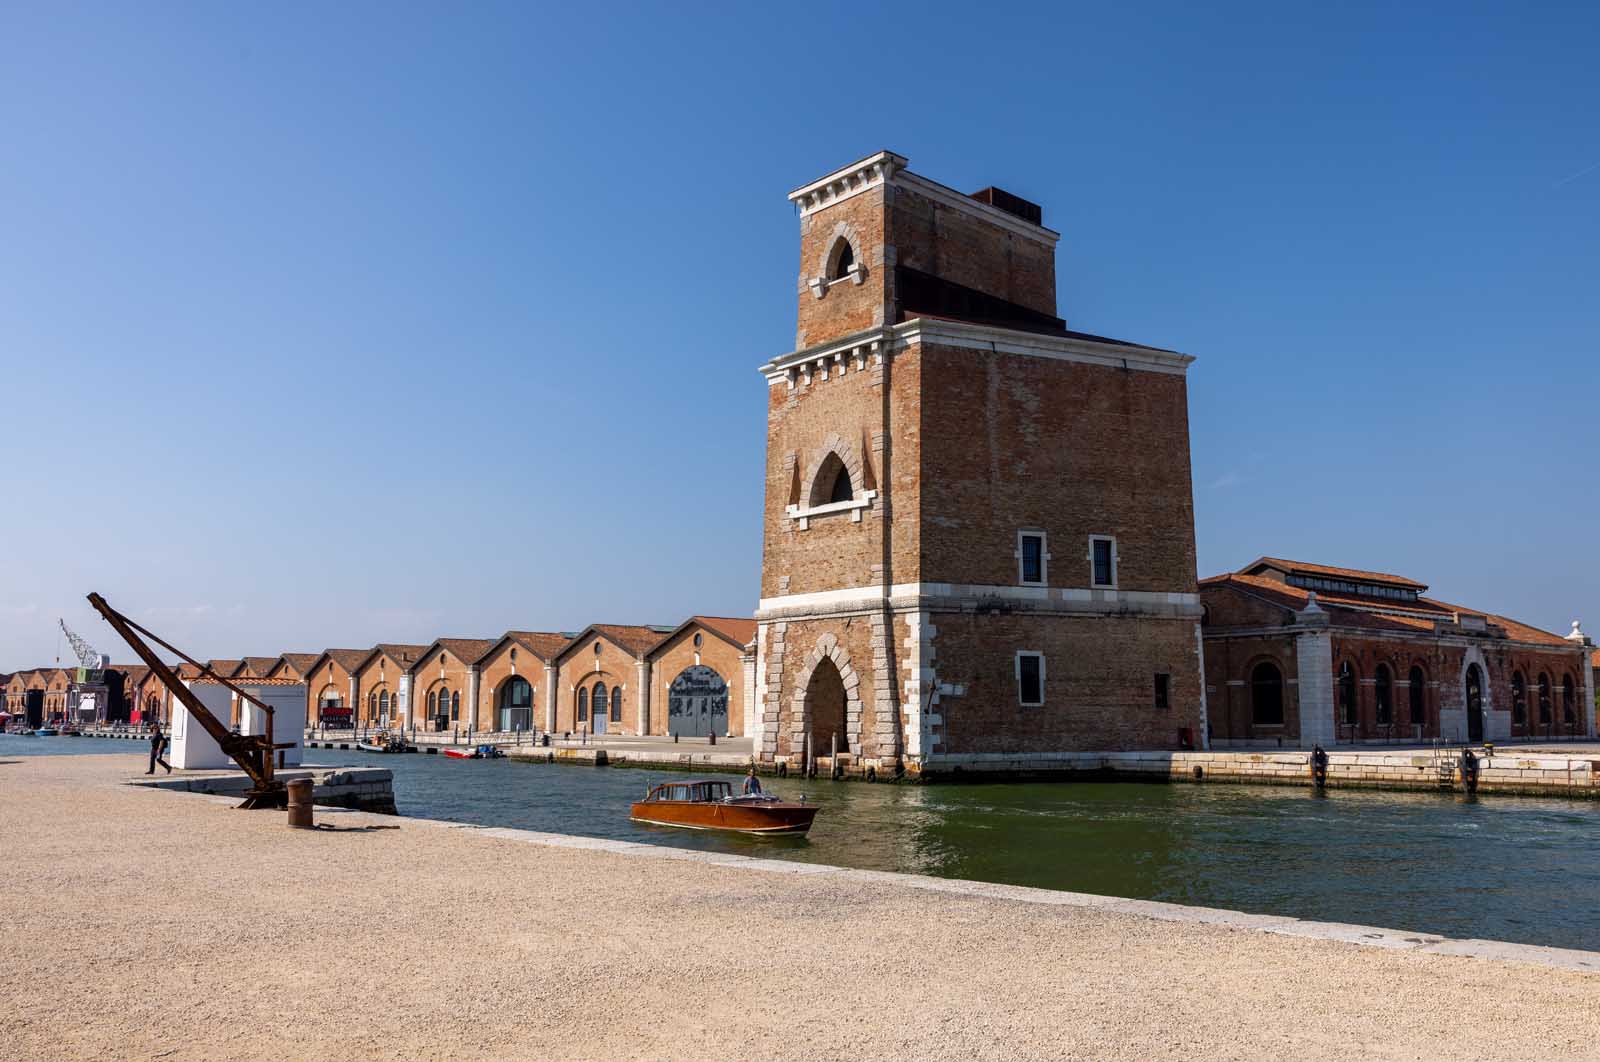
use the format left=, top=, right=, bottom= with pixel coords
left=399, top=671, right=413, bottom=730
left=1194, top=622, right=1211, bottom=751
left=467, top=665, right=481, bottom=734
left=741, top=646, right=757, bottom=738
left=635, top=660, right=651, bottom=735
left=347, top=673, right=360, bottom=729
left=1293, top=600, right=1335, bottom=750
left=543, top=664, right=558, bottom=733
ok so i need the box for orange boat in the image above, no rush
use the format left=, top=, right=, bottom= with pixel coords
left=630, top=779, right=818, bottom=836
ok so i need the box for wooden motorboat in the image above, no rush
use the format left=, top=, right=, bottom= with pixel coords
left=631, top=779, right=818, bottom=836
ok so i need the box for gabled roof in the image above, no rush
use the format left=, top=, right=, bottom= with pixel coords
left=357, top=643, right=431, bottom=673
left=647, top=616, right=757, bottom=658
left=415, top=638, right=498, bottom=669
left=205, top=659, right=242, bottom=678
left=481, top=631, right=570, bottom=665
left=1201, top=572, right=1573, bottom=648
left=232, top=657, right=280, bottom=678
left=554, top=624, right=673, bottom=665
left=1241, top=556, right=1428, bottom=593
left=271, top=653, right=321, bottom=679
left=307, top=649, right=370, bottom=676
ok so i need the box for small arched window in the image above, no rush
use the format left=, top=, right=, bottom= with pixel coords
left=1250, top=662, right=1284, bottom=726
left=592, top=682, right=609, bottom=722
left=611, top=687, right=623, bottom=722
left=451, top=691, right=460, bottom=721
left=1409, top=666, right=1426, bottom=726
left=577, top=688, right=588, bottom=721
left=1511, top=672, right=1527, bottom=724
left=427, top=691, right=435, bottom=713
left=1337, top=661, right=1357, bottom=726
left=828, top=238, right=855, bottom=280
left=1562, top=675, right=1576, bottom=725
left=380, top=691, right=390, bottom=714
left=1538, top=674, right=1552, bottom=725
left=1374, top=665, right=1392, bottom=726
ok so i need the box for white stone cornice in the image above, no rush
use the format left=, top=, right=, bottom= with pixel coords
left=760, top=319, right=1193, bottom=384
left=757, top=581, right=1201, bottom=621
left=789, top=151, right=906, bottom=215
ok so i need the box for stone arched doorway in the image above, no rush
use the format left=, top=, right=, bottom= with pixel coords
left=806, top=657, right=848, bottom=757
left=668, top=665, right=728, bottom=737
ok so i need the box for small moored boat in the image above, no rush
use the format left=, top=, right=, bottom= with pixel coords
left=34, top=727, right=59, bottom=737
left=631, top=779, right=818, bottom=836
left=442, top=745, right=505, bottom=760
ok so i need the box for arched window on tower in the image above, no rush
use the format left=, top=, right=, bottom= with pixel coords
left=828, top=238, right=855, bottom=281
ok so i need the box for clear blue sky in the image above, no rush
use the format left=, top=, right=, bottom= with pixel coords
left=2, top=2, right=1596, bottom=670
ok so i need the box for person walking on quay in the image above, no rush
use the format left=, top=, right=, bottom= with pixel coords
left=146, top=722, right=171, bottom=775
left=742, top=766, right=763, bottom=796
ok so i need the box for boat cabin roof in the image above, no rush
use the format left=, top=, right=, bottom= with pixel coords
left=647, top=779, right=735, bottom=802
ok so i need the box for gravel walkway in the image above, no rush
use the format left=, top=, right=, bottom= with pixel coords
left=2, top=753, right=1596, bottom=1061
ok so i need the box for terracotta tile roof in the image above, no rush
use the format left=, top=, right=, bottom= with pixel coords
left=274, top=653, right=321, bottom=677
left=557, top=624, right=673, bottom=662
left=205, top=659, right=241, bottom=677
left=317, top=649, right=370, bottom=673
left=426, top=639, right=498, bottom=667
left=1242, top=556, right=1428, bottom=592
left=1204, top=573, right=1575, bottom=648
left=497, top=632, right=570, bottom=663
left=364, top=643, right=430, bottom=670
left=647, top=616, right=757, bottom=657
left=234, top=657, right=280, bottom=677
left=694, top=616, right=757, bottom=647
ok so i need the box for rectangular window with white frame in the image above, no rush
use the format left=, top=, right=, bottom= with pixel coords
left=1016, top=530, right=1048, bottom=586
left=1089, top=535, right=1117, bottom=589
left=1016, top=651, right=1045, bottom=707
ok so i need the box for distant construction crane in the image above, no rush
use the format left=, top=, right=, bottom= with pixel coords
left=60, top=618, right=110, bottom=680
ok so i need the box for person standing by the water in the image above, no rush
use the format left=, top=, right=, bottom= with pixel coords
left=146, top=722, right=171, bottom=775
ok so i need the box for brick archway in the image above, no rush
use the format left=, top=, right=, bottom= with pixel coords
left=787, top=632, right=865, bottom=759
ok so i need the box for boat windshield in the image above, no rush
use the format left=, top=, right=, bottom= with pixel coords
left=653, top=782, right=734, bottom=802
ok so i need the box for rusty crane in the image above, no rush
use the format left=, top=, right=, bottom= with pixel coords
left=87, top=592, right=293, bottom=808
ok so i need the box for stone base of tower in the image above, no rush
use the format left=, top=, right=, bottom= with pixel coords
left=753, top=595, right=1206, bottom=779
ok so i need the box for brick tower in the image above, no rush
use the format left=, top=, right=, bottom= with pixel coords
left=752, top=151, right=1206, bottom=777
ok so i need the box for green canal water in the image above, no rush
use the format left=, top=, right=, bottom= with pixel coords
left=9, top=733, right=1600, bottom=950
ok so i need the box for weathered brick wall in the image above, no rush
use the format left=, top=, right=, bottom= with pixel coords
left=308, top=658, right=351, bottom=727
left=647, top=625, right=749, bottom=737
left=889, top=183, right=1057, bottom=318
left=351, top=653, right=403, bottom=728
left=554, top=636, right=641, bottom=736
left=761, top=616, right=883, bottom=761
left=918, top=341, right=1196, bottom=592
left=413, top=647, right=476, bottom=731
left=475, top=643, right=547, bottom=732
left=795, top=185, right=889, bottom=349
left=759, top=349, right=922, bottom=599
left=931, top=612, right=1201, bottom=754
left=1203, top=632, right=1303, bottom=744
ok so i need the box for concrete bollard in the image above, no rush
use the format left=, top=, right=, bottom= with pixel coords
left=286, top=778, right=314, bottom=829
